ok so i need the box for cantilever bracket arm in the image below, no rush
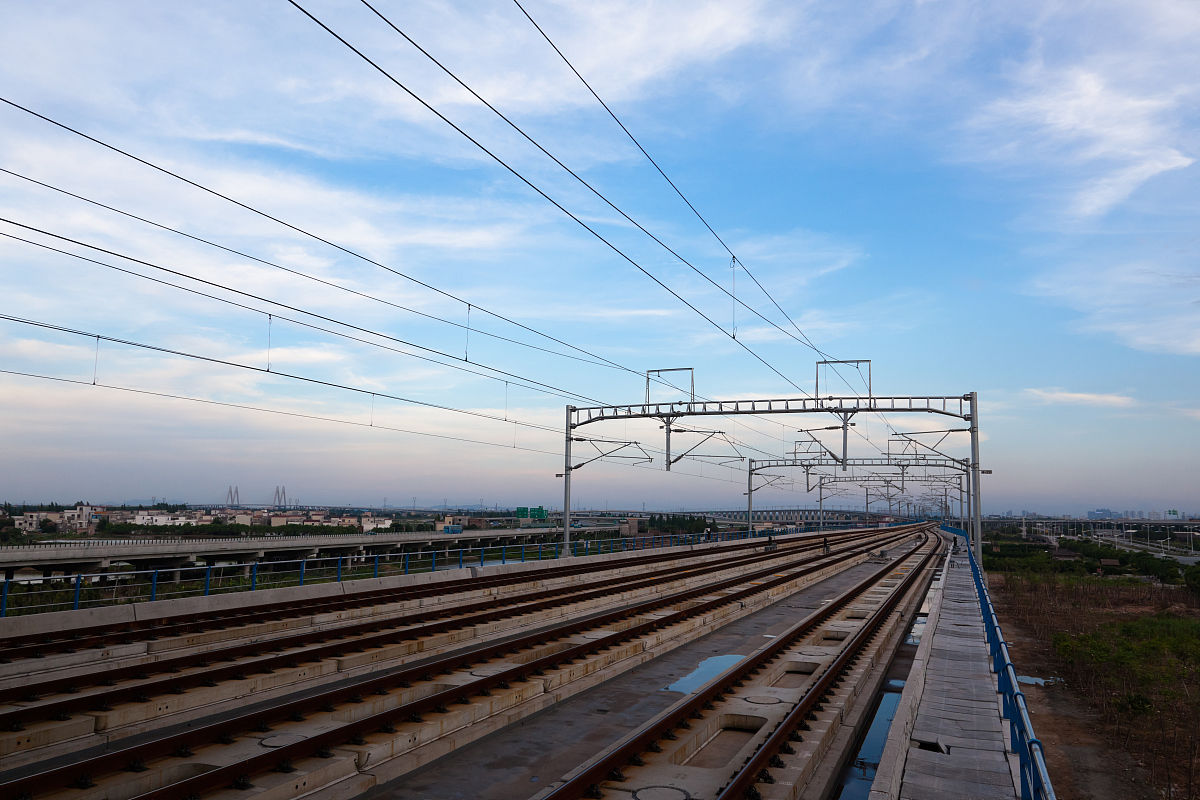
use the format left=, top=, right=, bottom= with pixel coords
left=891, top=431, right=967, bottom=463
left=571, top=440, right=652, bottom=471
left=746, top=473, right=788, bottom=495
left=669, top=430, right=723, bottom=465
left=797, top=430, right=843, bottom=463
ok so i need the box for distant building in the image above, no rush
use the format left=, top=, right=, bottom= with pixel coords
left=620, top=518, right=646, bottom=537
left=133, top=512, right=193, bottom=526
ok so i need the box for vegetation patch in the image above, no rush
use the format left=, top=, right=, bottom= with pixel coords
left=995, top=573, right=1200, bottom=799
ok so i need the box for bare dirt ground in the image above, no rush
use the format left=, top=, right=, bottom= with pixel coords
left=992, top=586, right=1159, bottom=800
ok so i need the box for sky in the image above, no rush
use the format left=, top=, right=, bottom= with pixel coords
left=0, top=0, right=1197, bottom=516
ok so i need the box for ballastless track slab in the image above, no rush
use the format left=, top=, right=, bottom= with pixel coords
left=0, top=524, right=937, bottom=800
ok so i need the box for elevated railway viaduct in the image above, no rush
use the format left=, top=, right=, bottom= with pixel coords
left=0, top=524, right=1051, bottom=800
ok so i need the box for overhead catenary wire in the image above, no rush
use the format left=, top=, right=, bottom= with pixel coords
left=0, top=88, right=894, bottom=490
left=509, top=0, right=736, bottom=259
left=290, top=0, right=874, bottom=470
left=0, top=218, right=607, bottom=406
left=362, top=3, right=902, bottom=468
left=0, top=308, right=774, bottom=475
left=0, top=166, right=618, bottom=373
left=283, top=1, right=813, bottom=398
left=0, top=97, right=639, bottom=381
left=0, top=166, right=796, bottom=456
left=0, top=112, right=785, bottom=423
left=510, top=0, right=869, bottom=387
left=0, top=230, right=596, bottom=407
left=0, top=313, right=562, bottom=434
left=0, top=206, right=791, bottom=456
left=507, top=1, right=897, bottom=448
left=0, top=369, right=747, bottom=486
left=0, top=33, right=946, bottom=503
left=358, top=0, right=834, bottom=363
left=0, top=368, right=561, bottom=456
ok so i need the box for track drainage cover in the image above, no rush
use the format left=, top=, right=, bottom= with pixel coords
left=633, top=787, right=691, bottom=800
left=261, top=733, right=306, bottom=748
left=470, top=665, right=509, bottom=678
left=744, top=695, right=782, bottom=705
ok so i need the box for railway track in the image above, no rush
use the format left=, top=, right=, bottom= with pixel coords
left=0, top=528, right=882, bottom=741
left=0, top=525, right=930, bottom=800
left=540, top=530, right=945, bottom=800
left=0, top=529, right=877, bottom=664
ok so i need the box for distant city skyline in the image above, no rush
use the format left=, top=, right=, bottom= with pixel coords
left=2, top=1, right=1197, bottom=515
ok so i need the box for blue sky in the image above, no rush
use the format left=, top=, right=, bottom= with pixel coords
left=1, top=0, right=1196, bottom=515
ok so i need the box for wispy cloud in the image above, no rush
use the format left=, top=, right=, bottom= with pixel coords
left=1024, top=388, right=1137, bottom=408
left=1031, top=262, right=1200, bottom=356
left=731, top=228, right=863, bottom=290
left=970, top=67, right=1193, bottom=217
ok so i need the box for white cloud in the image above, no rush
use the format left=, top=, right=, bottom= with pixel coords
left=1031, top=262, right=1200, bottom=355
left=1024, top=388, right=1137, bottom=408
left=731, top=229, right=863, bottom=289
left=971, top=67, right=1194, bottom=217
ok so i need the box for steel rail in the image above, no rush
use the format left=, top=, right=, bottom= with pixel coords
left=1, top=526, right=928, bottom=799
left=0, top=530, right=873, bottom=728
left=541, top=526, right=940, bottom=800
left=0, top=532, right=800, bottom=660
left=715, top=533, right=944, bottom=800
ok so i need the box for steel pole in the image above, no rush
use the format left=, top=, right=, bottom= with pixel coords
left=746, top=459, right=754, bottom=536
left=563, top=405, right=573, bottom=556
left=969, top=391, right=983, bottom=563
left=818, top=480, right=824, bottom=533
left=841, top=414, right=849, bottom=471
left=665, top=420, right=672, bottom=472
left=965, top=469, right=973, bottom=548
left=959, top=475, right=965, bottom=531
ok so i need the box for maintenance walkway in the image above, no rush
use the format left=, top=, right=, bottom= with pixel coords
left=872, top=533, right=1053, bottom=800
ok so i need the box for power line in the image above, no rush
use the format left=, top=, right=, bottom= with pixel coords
left=0, top=103, right=800, bottom=421
left=313, top=0, right=894, bottom=483
left=358, top=0, right=832, bottom=362
left=0, top=227, right=600, bottom=410
left=0, top=108, right=877, bottom=476
left=507, top=1, right=886, bottom=424
left=510, top=0, right=736, bottom=260
left=0, top=166, right=619, bottom=372
left=284, top=0, right=811, bottom=397
left=0, top=313, right=561, bottom=434
left=0, top=172, right=794, bottom=457
left=0, top=217, right=607, bottom=406
left=509, top=1, right=854, bottom=364
left=0, top=368, right=561, bottom=456
left=0, top=96, right=640, bottom=381
left=1, top=217, right=801, bottom=464
left=0, top=370, right=746, bottom=486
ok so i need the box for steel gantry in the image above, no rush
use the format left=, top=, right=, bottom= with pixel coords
left=561, top=392, right=985, bottom=561
left=746, top=456, right=969, bottom=537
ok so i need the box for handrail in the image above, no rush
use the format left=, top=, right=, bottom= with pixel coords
left=940, top=524, right=1056, bottom=800
left=0, top=523, right=860, bottom=617
left=0, top=529, right=559, bottom=549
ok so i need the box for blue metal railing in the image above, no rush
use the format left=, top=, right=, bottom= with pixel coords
left=941, top=524, right=1055, bottom=800
left=0, top=522, right=858, bottom=617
